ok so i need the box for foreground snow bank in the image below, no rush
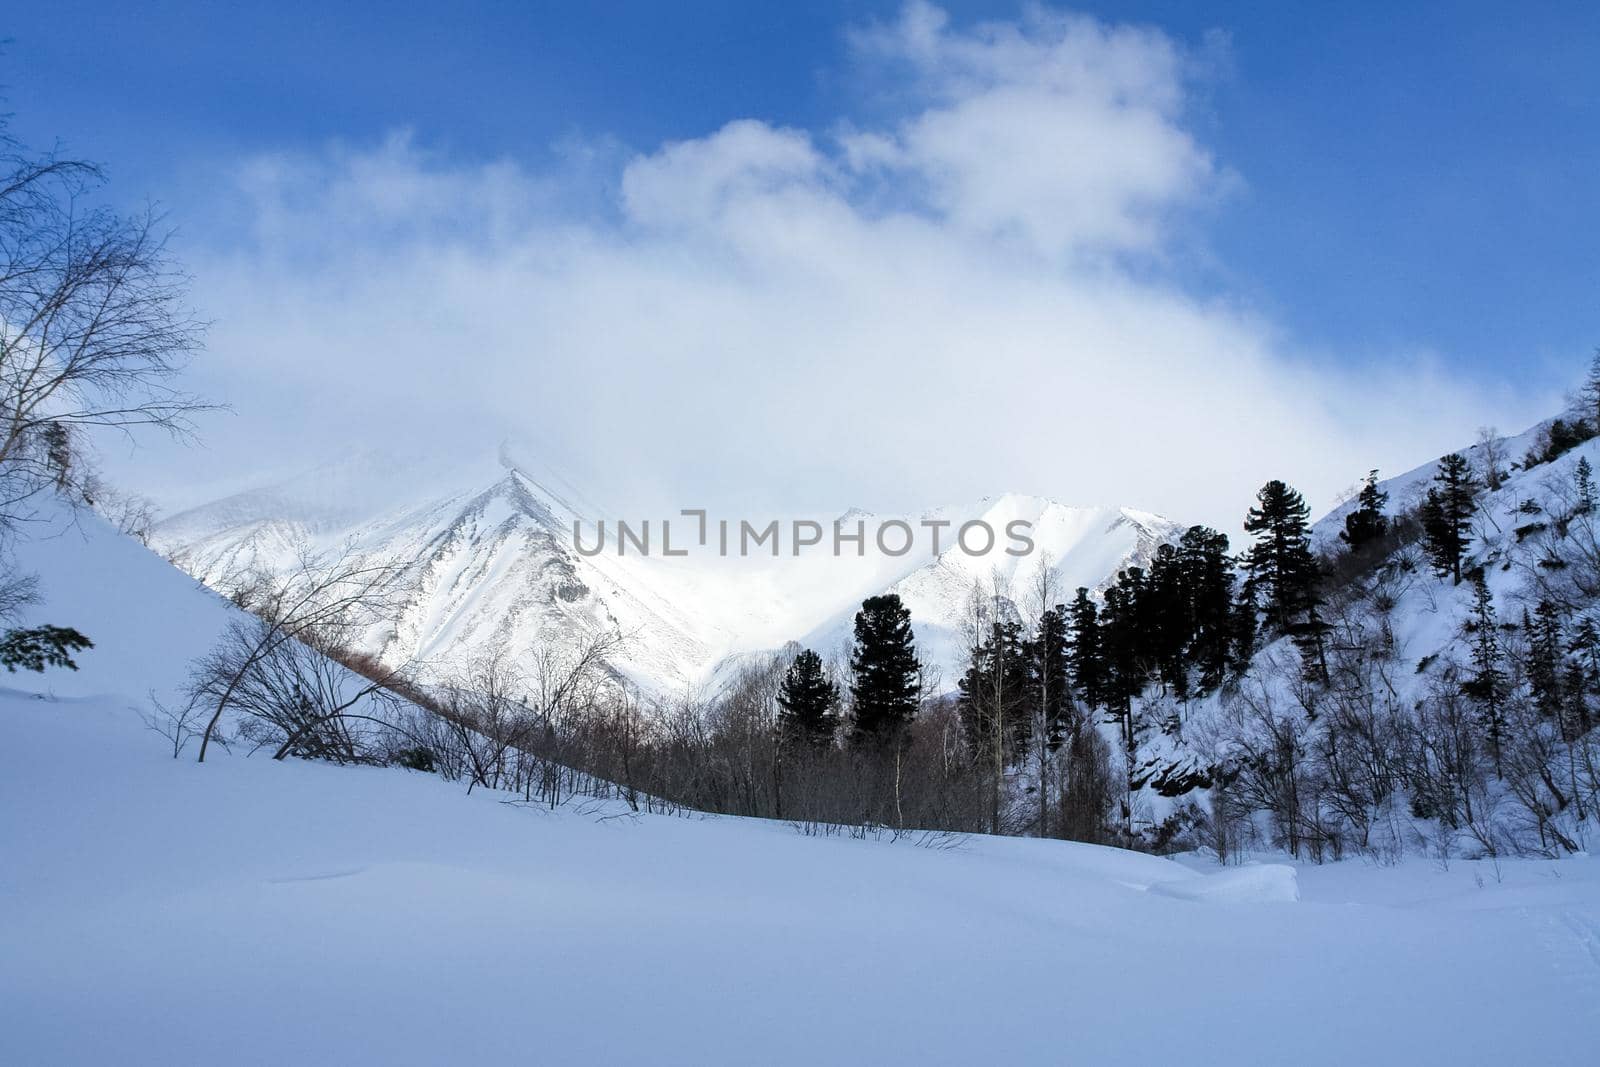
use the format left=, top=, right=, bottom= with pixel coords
left=2, top=692, right=1598, bottom=1066
left=1148, top=863, right=1300, bottom=904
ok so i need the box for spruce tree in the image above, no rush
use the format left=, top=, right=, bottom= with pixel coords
left=1577, top=456, right=1596, bottom=515
left=1035, top=605, right=1071, bottom=750
left=1567, top=618, right=1600, bottom=738
left=1230, top=583, right=1259, bottom=674
left=0, top=624, right=93, bottom=673
left=1241, top=480, right=1321, bottom=632
left=1340, top=470, right=1389, bottom=553
left=1099, top=568, right=1148, bottom=716
left=848, top=594, right=920, bottom=747
left=1420, top=453, right=1477, bottom=584
left=1144, top=544, right=1190, bottom=699
left=1462, top=572, right=1507, bottom=777
left=957, top=619, right=1031, bottom=763
left=1528, top=601, right=1565, bottom=722
left=777, top=648, right=839, bottom=748
left=1176, top=525, right=1237, bottom=693
left=1065, top=588, right=1104, bottom=710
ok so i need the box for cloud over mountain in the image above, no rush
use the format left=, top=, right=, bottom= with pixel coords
left=136, top=2, right=1549, bottom=532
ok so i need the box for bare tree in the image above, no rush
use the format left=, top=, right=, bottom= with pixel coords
left=0, top=120, right=206, bottom=527
left=1476, top=427, right=1507, bottom=492
left=192, top=544, right=405, bottom=761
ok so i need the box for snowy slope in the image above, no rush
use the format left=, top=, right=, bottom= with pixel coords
left=1136, top=415, right=1600, bottom=815
left=4, top=691, right=1598, bottom=1065
left=5, top=500, right=240, bottom=703
left=152, top=453, right=1180, bottom=693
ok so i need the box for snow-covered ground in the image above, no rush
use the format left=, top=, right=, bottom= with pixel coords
left=3, top=689, right=1597, bottom=1065
left=5, top=453, right=1599, bottom=1064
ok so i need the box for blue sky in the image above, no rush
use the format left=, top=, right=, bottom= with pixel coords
left=10, top=1, right=1598, bottom=377
left=4, top=2, right=1598, bottom=524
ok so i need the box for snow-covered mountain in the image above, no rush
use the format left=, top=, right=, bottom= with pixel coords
left=151, top=450, right=1182, bottom=692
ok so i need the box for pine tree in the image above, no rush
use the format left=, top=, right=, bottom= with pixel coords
left=1035, top=605, right=1071, bottom=750
left=1528, top=601, right=1565, bottom=722
left=1242, top=479, right=1323, bottom=631
left=848, top=594, right=920, bottom=747
left=957, top=619, right=1031, bottom=762
left=1176, top=525, right=1237, bottom=693
left=1577, top=456, right=1596, bottom=515
left=1567, top=617, right=1600, bottom=738
left=1462, top=573, right=1507, bottom=777
left=1230, top=582, right=1259, bottom=674
left=1065, top=588, right=1104, bottom=710
left=1421, top=453, right=1477, bottom=584
left=1143, top=544, right=1190, bottom=700
left=777, top=649, right=839, bottom=748
left=1099, top=568, right=1148, bottom=716
left=0, top=624, right=93, bottom=673
left=1340, top=470, right=1389, bottom=553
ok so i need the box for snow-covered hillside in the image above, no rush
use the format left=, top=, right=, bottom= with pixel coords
left=4, top=690, right=1598, bottom=1065
left=5, top=436, right=1600, bottom=1066
left=1131, top=416, right=1600, bottom=855
left=152, top=450, right=1179, bottom=692
left=5, top=500, right=240, bottom=703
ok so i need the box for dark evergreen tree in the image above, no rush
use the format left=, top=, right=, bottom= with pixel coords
left=1035, top=605, right=1071, bottom=750
left=1577, top=456, right=1596, bottom=515
left=1566, top=618, right=1600, bottom=739
left=1066, top=588, right=1105, bottom=710
left=1098, top=568, right=1148, bottom=718
left=1142, top=544, right=1190, bottom=700
left=1528, top=601, right=1565, bottom=722
left=1241, top=480, right=1321, bottom=632
left=956, top=618, right=1031, bottom=762
left=1176, top=525, right=1237, bottom=693
left=1462, top=573, right=1507, bottom=777
left=0, top=624, right=93, bottom=673
left=848, top=594, right=920, bottom=746
left=1230, top=583, right=1259, bottom=675
left=1340, top=470, right=1389, bottom=553
left=1420, top=453, right=1477, bottom=584
left=777, top=648, right=839, bottom=748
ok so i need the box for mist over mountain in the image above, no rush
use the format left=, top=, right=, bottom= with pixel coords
left=152, top=448, right=1181, bottom=692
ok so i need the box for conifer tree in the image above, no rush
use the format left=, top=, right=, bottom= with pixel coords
left=777, top=648, right=839, bottom=748
left=1035, top=605, right=1071, bottom=750
left=1567, top=618, right=1600, bottom=738
left=1528, top=601, right=1565, bottom=722
left=1576, top=456, right=1596, bottom=515
left=1340, top=470, right=1389, bottom=553
left=848, top=594, right=920, bottom=747
left=957, top=619, right=1031, bottom=763
left=1241, top=480, right=1322, bottom=632
left=1143, top=544, right=1190, bottom=699
left=1176, top=525, right=1237, bottom=692
left=1230, top=583, right=1259, bottom=674
left=1463, top=572, right=1507, bottom=777
left=1420, top=453, right=1477, bottom=584
left=1099, top=568, right=1148, bottom=716
left=0, top=624, right=93, bottom=673
left=1066, top=588, right=1105, bottom=710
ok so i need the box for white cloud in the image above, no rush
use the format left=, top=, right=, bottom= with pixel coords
left=843, top=1, right=1214, bottom=259
left=123, top=3, right=1552, bottom=536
